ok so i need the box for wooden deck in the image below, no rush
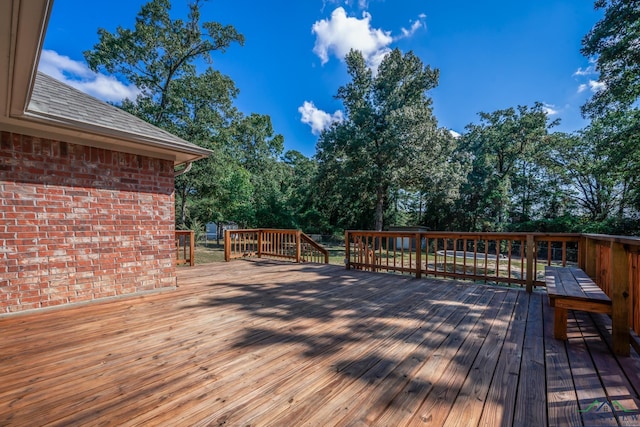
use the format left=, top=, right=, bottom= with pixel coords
left=2, top=260, right=640, bottom=426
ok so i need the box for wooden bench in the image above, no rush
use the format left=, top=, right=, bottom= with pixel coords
left=545, top=266, right=612, bottom=340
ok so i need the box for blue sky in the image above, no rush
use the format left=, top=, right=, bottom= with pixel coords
left=41, top=0, right=603, bottom=158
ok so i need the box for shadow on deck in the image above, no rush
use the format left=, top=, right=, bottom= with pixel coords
left=1, top=260, right=640, bottom=426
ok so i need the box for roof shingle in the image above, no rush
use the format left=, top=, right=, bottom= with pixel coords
left=26, top=72, right=209, bottom=158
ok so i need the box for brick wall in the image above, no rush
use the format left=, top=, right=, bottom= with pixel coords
left=0, top=131, right=177, bottom=313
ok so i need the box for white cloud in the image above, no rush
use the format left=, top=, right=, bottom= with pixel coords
left=298, top=101, right=344, bottom=135
left=322, top=0, right=369, bottom=10
left=312, top=7, right=393, bottom=68
left=542, top=103, right=559, bottom=116
left=577, top=83, right=588, bottom=94
left=449, top=130, right=461, bottom=139
left=574, top=57, right=598, bottom=76
left=38, top=49, right=140, bottom=103
left=588, top=79, right=606, bottom=92
left=399, top=15, right=426, bottom=39
left=573, top=66, right=596, bottom=77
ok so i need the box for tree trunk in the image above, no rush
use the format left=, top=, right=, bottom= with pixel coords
left=176, top=186, right=188, bottom=227
left=374, top=186, right=385, bottom=231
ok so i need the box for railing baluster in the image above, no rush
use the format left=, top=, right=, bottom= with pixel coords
left=507, top=240, right=512, bottom=282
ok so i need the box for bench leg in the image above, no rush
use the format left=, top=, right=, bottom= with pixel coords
left=554, top=307, right=568, bottom=340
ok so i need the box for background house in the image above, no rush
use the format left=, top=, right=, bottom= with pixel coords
left=0, top=0, right=210, bottom=313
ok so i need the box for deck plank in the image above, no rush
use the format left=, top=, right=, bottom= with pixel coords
left=477, top=290, right=530, bottom=427
left=1, top=260, right=639, bottom=426
left=146, top=276, right=464, bottom=426
left=332, top=286, right=493, bottom=426
left=403, top=286, right=508, bottom=426
left=567, top=310, right=618, bottom=426
left=441, top=289, right=519, bottom=427
left=576, top=311, right=640, bottom=426
left=239, top=282, right=473, bottom=427
left=542, top=289, right=581, bottom=427
left=514, top=290, right=548, bottom=427
left=275, top=283, right=488, bottom=427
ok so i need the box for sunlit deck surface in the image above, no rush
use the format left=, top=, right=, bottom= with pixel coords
left=2, top=260, right=640, bottom=426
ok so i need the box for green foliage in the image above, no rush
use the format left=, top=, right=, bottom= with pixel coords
left=84, top=0, right=640, bottom=237
left=454, top=103, right=558, bottom=231
left=83, top=0, right=308, bottom=231
left=316, top=49, right=461, bottom=231
left=581, top=0, right=640, bottom=117
left=506, top=214, right=583, bottom=233
left=84, top=0, right=244, bottom=127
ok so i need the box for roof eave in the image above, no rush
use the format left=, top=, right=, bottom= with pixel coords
left=0, top=0, right=211, bottom=167
left=0, top=112, right=212, bottom=166
left=0, top=0, right=52, bottom=118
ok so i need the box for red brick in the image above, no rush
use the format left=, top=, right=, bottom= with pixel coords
left=0, top=131, right=177, bottom=313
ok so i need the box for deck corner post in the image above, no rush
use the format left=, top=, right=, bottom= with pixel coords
left=611, top=241, right=631, bottom=356
left=345, top=231, right=351, bottom=270
left=224, top=230, right=231, bottom=262
left=578, top=235, right=586, bottom=270
left=526, top=234, right=535, bottom=293
left=189, top=230, right=195, bottom=266
left=257, top=230, right=263, bottom=258
left=295, top=230, right=302, bottom=263
left=415, top=232, right=422, bottom=279
left=583, top=236, right=597, bottom=279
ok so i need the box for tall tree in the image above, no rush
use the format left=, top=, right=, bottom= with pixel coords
left=84, top=0, right=244, bottom=128
left=316, top=48, right=457, bottom=231
left=229, top=114, right=291, bottom=228
left=84, top=0, right=249, bottom=228
left=553, top=112, right=640, bottom=220
left=581, top=0, right=640, bottom=117
left=456, top=103, right=558, bottom=231
left=579, top=0, right=640, bottom=229
left=549, top=132, right=618, bottom=221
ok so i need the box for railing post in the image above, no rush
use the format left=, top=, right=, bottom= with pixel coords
left=583, top=236, right=597, bottom=279
left=189, top=230, right=195, bottom=266
left=611, top=241, right=630, bottom=356
left=295, top=230, right=301, bottom=263
left=224, top=230, right=231, bottom=262
left=345, top=231, right=351, bottom=270
left=526, top=234, right=535, bottom=293
left=257, top=230, right=263, bottom=258
left=415, top=232, right=422, bottom=279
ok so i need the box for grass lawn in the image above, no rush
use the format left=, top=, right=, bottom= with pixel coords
left=193, top=242, right=226, bottom=264
left=183, top=242, right=346, bottom=266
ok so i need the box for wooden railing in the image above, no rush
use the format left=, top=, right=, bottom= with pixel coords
left=345, top=231, right=580, bottom=292
left=175, top=230, right=195, bottom=266
left=579, top=234, right=640, bottom=355
left=224, top=229, right=329, bottom=264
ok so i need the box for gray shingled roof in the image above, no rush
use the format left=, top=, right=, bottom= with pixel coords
left=26, top=72, right=210, bottom=157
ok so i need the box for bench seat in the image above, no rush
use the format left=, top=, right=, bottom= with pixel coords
left=545, top=266, right=611, bottom=340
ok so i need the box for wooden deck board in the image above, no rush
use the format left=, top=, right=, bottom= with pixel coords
left=514, top=293, right=548, bottom=426
left=575, top=311, right=640, bottom=426
left=409, top=287, right=505, bottom=426
left=478, top=290, right=529, bottom=427
left=1, top=260, right=640, bottom=426
left=441, top=289, right=519, bottom=427
left=543, top=289, right=581, bottom=427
